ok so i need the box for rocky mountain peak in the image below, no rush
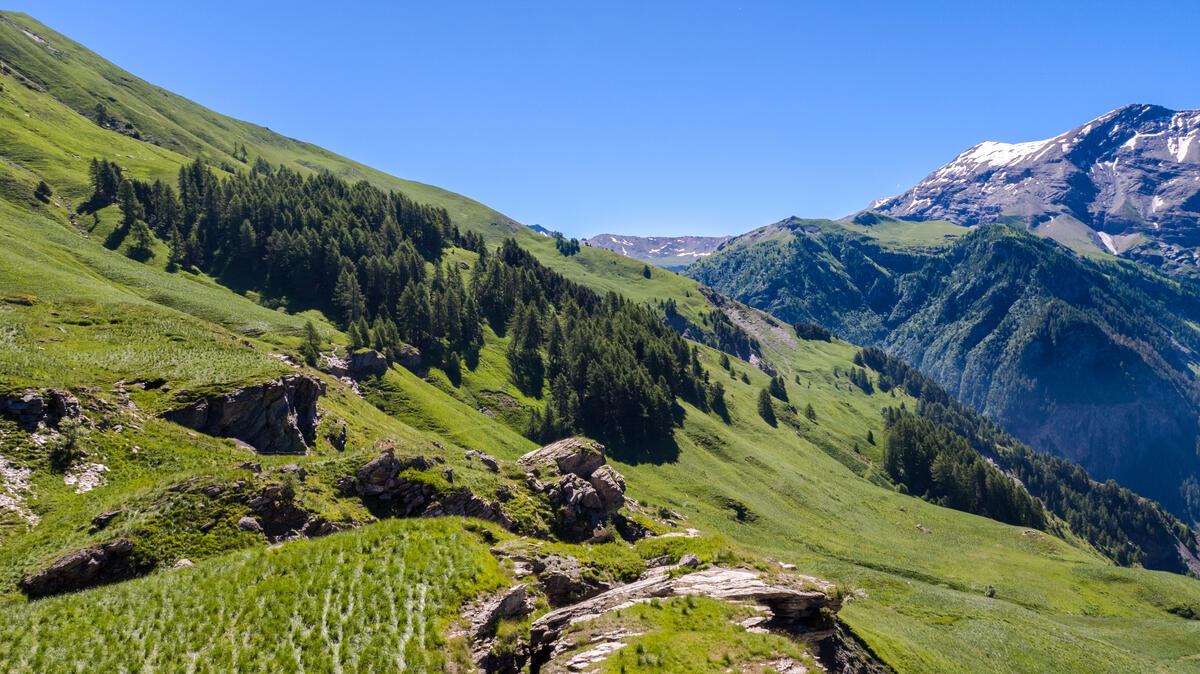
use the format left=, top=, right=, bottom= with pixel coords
left=869, top=104, right=1200, bottom=273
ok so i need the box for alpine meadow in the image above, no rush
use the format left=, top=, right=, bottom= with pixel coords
left=1, top=7, right=1200, bottom=674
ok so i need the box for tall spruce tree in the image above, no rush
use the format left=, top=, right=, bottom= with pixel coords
left=757, top=388, right=776, bottom=426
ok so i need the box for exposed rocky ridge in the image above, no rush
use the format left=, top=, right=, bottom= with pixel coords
left=523, top=564, right=884, bottom=673
left=162, top=374, right=324, bottom=454
left=869, top=104, right=1200, bottom=274
left=18, top=538, right=138, bottom=597
left=583, top=233, right=733, bottom=269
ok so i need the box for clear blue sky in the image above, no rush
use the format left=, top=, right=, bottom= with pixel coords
left=21, top=1, right=1200, bottom=237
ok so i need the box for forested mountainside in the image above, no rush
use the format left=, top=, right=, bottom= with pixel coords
left=688, top=215, right=1200, bottom=526
left=869, top=104, right=1200, bottom=276
left=3, top=11, right=1200, bottom=673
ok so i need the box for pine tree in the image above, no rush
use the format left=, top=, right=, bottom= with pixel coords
left=507, top=304, right=544, bottom=396
left=757, top=388, right=776, bottom=426
left=804, top=403, right=817, bottom=421
left=129, top=219, right=154, bottom=256
left=332, top=266, right=367, bottom=324
left=719, top=353, right=730, bottom=370
left=300, top=321, right=321, bottom=366
left=93, top=103, right=110, bottom=128
left=867, top=429, right=875, bottom=445
left=768, top=375, right=789, bottom=402
left=117, top=180, right=141, bottom=228
left=708, top=380, right=728, bottom=421
left=444, top=351, right=462, bottom=386
left=166, top=225, right=186, bottom=271
left=642, top=264, right=652, bottom=279
left=34, top=181, right=52, bottom=203
left=354, top=318, right=371, bottom=350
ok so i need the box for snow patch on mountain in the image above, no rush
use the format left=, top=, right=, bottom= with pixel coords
left=867, top=104, right=1200, bottom=274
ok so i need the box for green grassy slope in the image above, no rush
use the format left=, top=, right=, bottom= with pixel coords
left=1, top=13, right=1199, bottom=672
left=0, top=11, right=514, bottom=232
left=2, top=186, right=1197, bottom=670
left=0, top=518, right=506, bottom=672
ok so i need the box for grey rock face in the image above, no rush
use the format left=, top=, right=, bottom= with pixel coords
left=348, top=350, right=389, bottom=379
left=519, top=437, right=629, bottom=540
left=529, top=566, right=838, bottom=668
left=534, top=555, right=613, bottom=607
left=19, top=539, right=137, bottom=597
left=395, top=344, right=422, bottom=371
left=588, top=465, right=626, bottom=514
left=163, top=374, right=324, bottom=454
left=470, top=584, right=535, bottom=639
left=1, top=388, right=81, bottom=429
left=327, top=418, right=348, bottom=451
left=871, top=104, right=1200, bottom=273
left=518, top=437, right=607, bottom=479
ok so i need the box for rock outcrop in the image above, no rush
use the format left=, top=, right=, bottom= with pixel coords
left=163, top=374, right=324, bottom=454
left=519, top=437, right=606, bottom=478
left=528, top=565, right=841, bottom=670
left=350, top=451, right=514, bottom=530
left=349, top=350, right=389, bottom=378
left=520, top=438, right=628, bottom=540
left=244, top=483, right=343, bottom=541
left=471, top=584, right=535, bottom=639
left=19, top=539, right=139, bottom=597
left=533, top=555, right=613, bottom=607
left=395, top=344, right=422, bottom=371
left=1, top=388, right=81, bottom=429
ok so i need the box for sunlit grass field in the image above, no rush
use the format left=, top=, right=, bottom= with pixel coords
left=0, top=518, right=504, bottom=672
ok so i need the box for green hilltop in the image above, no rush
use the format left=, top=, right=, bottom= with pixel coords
left=0, top=11, right=1199, bottom=673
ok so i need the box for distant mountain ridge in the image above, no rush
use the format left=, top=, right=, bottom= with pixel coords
left=870, top=104, right=1200, bottom=274
left=584, top=233, right=731, bottom=269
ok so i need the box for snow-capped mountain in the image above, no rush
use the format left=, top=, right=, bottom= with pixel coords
left=870, top=104, right=1200, bottom=273
left=584, top=233, right=732, bottom=269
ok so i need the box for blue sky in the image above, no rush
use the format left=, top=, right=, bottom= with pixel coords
left=22, top=1, right=1200, bottom=237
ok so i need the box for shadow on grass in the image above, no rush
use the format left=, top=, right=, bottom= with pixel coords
left=104, top=222, right=128, bottom=250
left=606, top=432, right=680, bottom=466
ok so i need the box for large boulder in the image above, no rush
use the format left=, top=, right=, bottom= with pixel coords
left=588, top=465, right=626, bottom=514
left=46, top=389, right=82, bottom=422
left=396, top=344, right=422, bottom=372
left=518, top=437, right=607, bottom=479
left=163, top=374, right=325, bottom=454
left=247, top=484, right=343, bottom=541
left=424, top=489, right=514, bottom=530
left=349, top=350, right=389, bottom=379
left=520, top=438, right=629, bottom=540
left=19, top=539, right=138, bottom=597
left=548, top=474, right=609, bottom=540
